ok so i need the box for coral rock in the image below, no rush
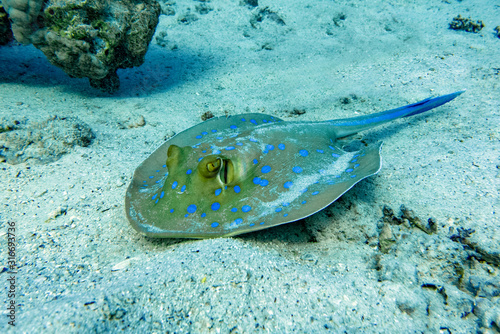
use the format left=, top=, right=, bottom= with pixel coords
left=2, top=0, right=44, bottom=44
left=2, top=0, right=161, bottom=93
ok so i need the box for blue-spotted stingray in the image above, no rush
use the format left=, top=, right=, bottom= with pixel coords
left=126, top=91, right=463, bottom=238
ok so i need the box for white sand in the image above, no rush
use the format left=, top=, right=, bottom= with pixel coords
left=1, top=0, right=499, bottom=332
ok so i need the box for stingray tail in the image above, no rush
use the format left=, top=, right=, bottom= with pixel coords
left=330, top=90, right=465, bottom=138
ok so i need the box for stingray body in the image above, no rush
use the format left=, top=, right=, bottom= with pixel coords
left=126, top=91, right=463, bottom=238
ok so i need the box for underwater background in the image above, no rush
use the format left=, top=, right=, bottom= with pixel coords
left=1, top=0, right=499, bottom=332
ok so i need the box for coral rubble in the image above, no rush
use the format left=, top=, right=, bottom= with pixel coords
left=0, top=115, right=94, bottom=164
left=449, top=15, right=485, bottom=33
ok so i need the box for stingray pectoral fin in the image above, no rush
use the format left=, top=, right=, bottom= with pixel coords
left=331, top=91, right=465, bottom=138
left=326, top=142, right=383, bottom=202
left=220, top=143, right=383, bottom=238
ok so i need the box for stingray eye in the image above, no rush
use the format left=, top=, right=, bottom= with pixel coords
left=198, top=156, right=222, bottom=178
left=207, top=159, right=220, bottom=172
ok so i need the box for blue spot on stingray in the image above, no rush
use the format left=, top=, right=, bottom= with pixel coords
left=293, top=166, right=303, bottom=173
left=351, top=175, right=357, bottom=178
left=160, top=191, right=164, bottom=199
left=329, top=145, right=336, bottom=150
left=242, top=205, right=251, bottom=213
left=284, top=214, right=288, bottom=217
left=212, top=149, right=221, bottom=154
left=156, top=170, right=160, bottom=173
left=186, top=169, right=192, bottom=175
left=202, top=131, right=208, bottom=135
left=184, top=214, right=189, bottom=217
left=260, top=222, right=265, bottom=225
left=162, top=164, right=167, bottom=168
left=266, top=144, right=275, bottom=151
left=354, top=164, right=360, bottom=168
left=231, top=208, right=237, bottom=212
left=155, top=180, right=161, bottom=184
left=234, top=185, right=241, bottom=193
left=215, top=188, right=222, bottom=196
left=278, top=143, right=285, bottom=150
left=216, top=136, right=223, bottom=140
left=346, top=168, right=354, bottom=173
left=275, top=208, right=282, bottom=213
left=196, top=135, right=202, bottom=139
left=317, top=149, right=324, bottom=154
left=149, top=176, right=154, bottom=179
left=230, top=125, right=237, bottom=129
left=261, top=165, right=271, bottom=173
left=211, top=222, right=219, bottom=228
left=198, top=157, right=203, bottom=162
left=302, top=200, right=307, bottom=204
left=152, top=194, right=157, bottom=200
left=211, top=129, right=217, bottom=133
left=312, top=191, right=319, bottom=195
left=282, top=202, right=289, bottom=206
left=253, top=159, right=258, bottom=164
left=225, top=146, right=235, bottom=151
left=143, top=180, right=147, bottom=183
left=263, top=150, right=269, bottom=154
left=187, top=204, right=197, bottom=213
left=351, top=159, right=358, bottom=163
left=234, top=218, right=243, bottom=225
left=353, top=154, right=359, bottom=158
left=241, top=118, right=246, bottom=122
left=260, top=179, right=269, bottom=187
left=181, top=185, right=186, bottom=192
left=236, top=143, right=243, bottom=146
left=249, top=138, right=258, bottom=142
left=332, top=153, right=341, bottom=158
left=202, top=150, right=207, bottom=153
left=201, top=213, right=206, bottom=218
left=170, top=209, right=174, bottom=213
left=284, top=181, right=293, bottom=189
left=299, top=149, right=309, bottom=157
left=250, top=223, right=255, bottom=227
left=253, top=177, right=261, bottom=185
left=250, top=119, right=257, bottom=125
left=172, top=181, right=178, bottom=189
left=263, top=119, right=268, bottom=123
left=211, top=202, right=220, bottom=211
left=301, top=188, right=308, bottom=193
left=155, top=199, right=159, bottom=204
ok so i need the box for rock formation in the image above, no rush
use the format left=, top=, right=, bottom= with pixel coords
left=1, top=0, right=161, bottom=92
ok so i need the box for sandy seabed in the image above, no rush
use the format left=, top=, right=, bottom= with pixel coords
left=1, top=0, right=499, bottom=332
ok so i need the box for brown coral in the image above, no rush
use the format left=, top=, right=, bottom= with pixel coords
left=2, top=0, right=44, bottom=44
